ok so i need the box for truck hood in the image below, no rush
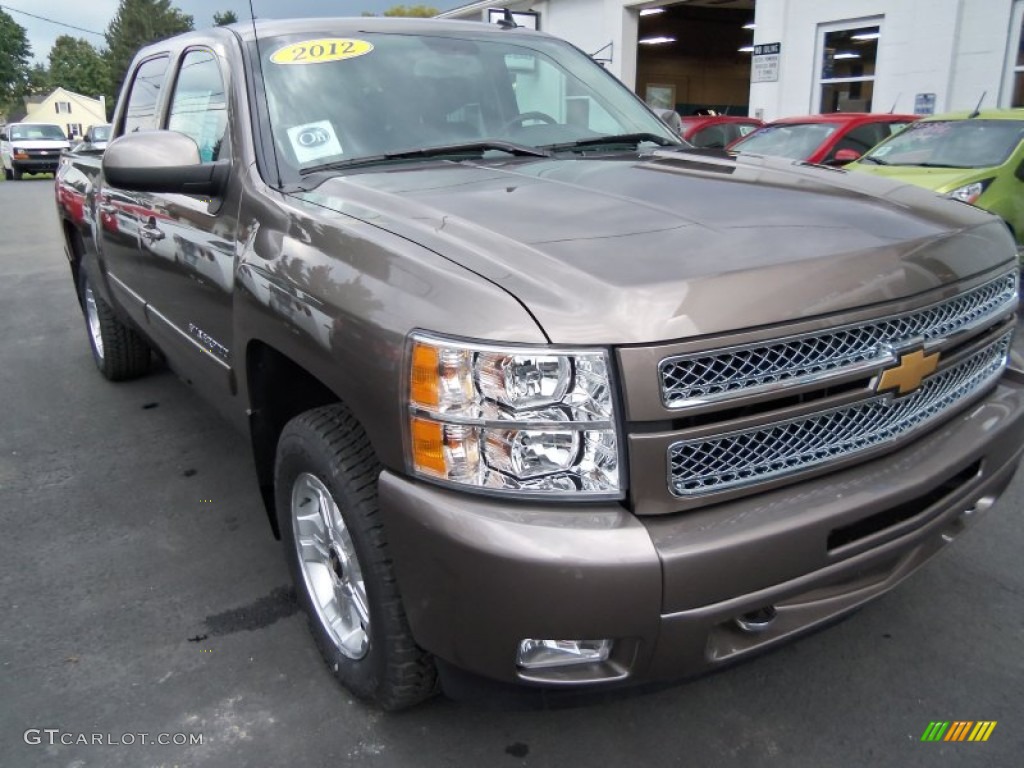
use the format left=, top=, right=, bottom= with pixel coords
left=292, top=150, right=1013, bottom=344
left=848, top=162, right=993, bottom=195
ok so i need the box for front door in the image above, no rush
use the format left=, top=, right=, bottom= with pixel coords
left=135, top=47, right=239, bottom=405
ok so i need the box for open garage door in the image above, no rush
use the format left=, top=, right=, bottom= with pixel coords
left=636, top=0, right=755, bottom=117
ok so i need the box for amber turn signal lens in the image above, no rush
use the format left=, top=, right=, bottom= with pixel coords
left=410, top=417, right=446, bottom=475
left=410, top=342, right=440, bottom=407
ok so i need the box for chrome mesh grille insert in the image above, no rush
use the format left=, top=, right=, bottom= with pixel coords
left=660, top=271, right=1017, bottom=408
left=668, top=333, right=1011, bottom=496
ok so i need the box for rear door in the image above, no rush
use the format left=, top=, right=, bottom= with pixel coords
left=99, top=54, right=171, bottom=323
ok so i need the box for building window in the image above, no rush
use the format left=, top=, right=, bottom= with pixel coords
left=815, top=19, right=881, bottom=113
left=1004, top=1, right=1024, bottom=107
left=55, top=101, right=72, bottom=114
left=67, top=123, right=83, bottom=139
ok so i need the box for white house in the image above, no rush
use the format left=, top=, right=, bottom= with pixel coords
left=439, top=0, right=1024, bottom=119
left=22, top=87, right=106, bottom=140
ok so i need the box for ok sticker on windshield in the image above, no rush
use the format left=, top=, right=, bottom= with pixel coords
left=270, top=38, right=374, bottom=65
left=287, top=120, right=344, bottom=164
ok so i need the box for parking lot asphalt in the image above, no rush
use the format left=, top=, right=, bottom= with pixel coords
left=1, top=176, right=1022, bottom=768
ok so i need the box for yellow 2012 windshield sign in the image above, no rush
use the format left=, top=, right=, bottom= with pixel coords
left=270, top=39, right=374, bottom=65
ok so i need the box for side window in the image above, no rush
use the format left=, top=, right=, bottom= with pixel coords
left=167, top=49, right=229, bottom=163
left=692, top=125, right=729, bottom=149
left=122, top=56, right=170, bottom=135
left=829, top=123, right=884, bottom=161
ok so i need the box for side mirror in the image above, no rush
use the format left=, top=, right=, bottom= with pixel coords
left=102, top=130, right=229, bottom=196
left=658, top=109, right=683, bottom=134
left=832, top=148, right=862, bottom=164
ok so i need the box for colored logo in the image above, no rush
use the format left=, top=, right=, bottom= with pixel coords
left=921, top=721, right=997, bottom=742
left=270, top=39, right=374, bottom=65
left=876, top=348, right=940, bottom=396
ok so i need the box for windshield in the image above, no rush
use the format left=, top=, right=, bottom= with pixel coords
left=92, top=125, right=112, bottom=141
left=862, top=119, right=1024, bottom=168
left=10, top=124, right=67, bottom=141
left=730, top=122, right=838, bottom=160
left=257, top=31, right=677, bottom=175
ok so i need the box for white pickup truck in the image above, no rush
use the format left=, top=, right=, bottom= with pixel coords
left=1, top=122, right=70, bottom=180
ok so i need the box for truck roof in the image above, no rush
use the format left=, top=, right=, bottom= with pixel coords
left=135, top=16, right=550, bottom=56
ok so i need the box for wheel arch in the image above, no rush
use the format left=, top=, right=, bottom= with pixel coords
left=245, top=340, right=346, bottom=537
left=62, top=219, right=85, bottom=300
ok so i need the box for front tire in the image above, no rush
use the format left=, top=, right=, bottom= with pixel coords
left=3, top=167, right=11, bottom=181
left=79, top=272, right=151, bottom=380
left=11, top=165, right=22, bottom=181
left=275, top=405, right=437, bottom=710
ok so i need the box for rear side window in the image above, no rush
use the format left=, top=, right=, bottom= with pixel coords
left=167, top=49, right=230, bottom=163
left=122, top=56, right=170, bottom=134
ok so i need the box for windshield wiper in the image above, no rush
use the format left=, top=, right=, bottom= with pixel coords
left=859, top=155, right=888, bottom=165
left=299, top=140, right=552, bottom=175
left=912, top=162, right=977, bottom=169
left=542, top=132, right=680, bottom=152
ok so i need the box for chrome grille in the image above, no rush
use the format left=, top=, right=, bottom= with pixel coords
left=660, top=271, right=1017, bottom=408
left=668, top=333, right=1011, bottom=496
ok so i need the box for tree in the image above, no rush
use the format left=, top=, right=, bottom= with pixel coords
left=0, top=9, right=32, bottom=115
left=104, top=0, right=193, bottom=110
left=25, top=63, right=50, bottom=95
left=213, top=11, right=238, bottom=26
left=363, top=5, right=439, bottom=17
left=48, top=36, right=109, bottom=101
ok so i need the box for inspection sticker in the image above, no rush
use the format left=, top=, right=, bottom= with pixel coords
left=287, top=120, right=344, bottom=164
left=270, top=39, right=374, bottom=65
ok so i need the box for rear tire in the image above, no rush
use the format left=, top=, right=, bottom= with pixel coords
left=79, top=272, right=151, bottom=380
left=275, top=405, right=438, bottom=710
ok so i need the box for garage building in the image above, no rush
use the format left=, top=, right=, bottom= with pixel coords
left=438, top=0, right=1024, bottom=120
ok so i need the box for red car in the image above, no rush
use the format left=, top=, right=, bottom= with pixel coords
left=728, top=112, right=918, bottom=165
left=677, top=115, right=763, bottom=149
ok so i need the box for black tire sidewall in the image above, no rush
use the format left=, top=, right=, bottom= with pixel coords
left=275, top=426, right=391, bottom=703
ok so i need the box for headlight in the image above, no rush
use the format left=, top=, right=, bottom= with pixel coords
left=406, top=334, right=621, bottom=498
left=946, top=179, right=992, bottom=206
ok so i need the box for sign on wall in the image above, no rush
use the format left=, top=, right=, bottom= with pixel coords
left=914, top=93, right=936, bottom=115
left=751, top=43, right=781, bottom=84
left=487, top=9, right=539, bottom=30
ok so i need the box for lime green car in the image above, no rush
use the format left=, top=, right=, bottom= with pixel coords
left=847, top=109, right=1024, bottom=247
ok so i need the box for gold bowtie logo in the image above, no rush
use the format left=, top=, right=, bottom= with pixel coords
left=877, top=349, right=940, bottom=395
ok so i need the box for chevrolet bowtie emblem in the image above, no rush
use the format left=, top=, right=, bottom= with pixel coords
left=876, top=349, right=940, bottom=395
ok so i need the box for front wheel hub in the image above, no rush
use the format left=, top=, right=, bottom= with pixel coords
left=291, top=472, right=370, bottom=660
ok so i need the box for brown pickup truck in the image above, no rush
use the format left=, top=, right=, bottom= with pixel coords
left=55, top=18, right=1024, bottom=710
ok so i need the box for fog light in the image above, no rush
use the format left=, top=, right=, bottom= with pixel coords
left=516, top=639, right=613, bottom=669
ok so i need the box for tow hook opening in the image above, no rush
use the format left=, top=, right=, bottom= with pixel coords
left=735, top=605, right=777, bottom=633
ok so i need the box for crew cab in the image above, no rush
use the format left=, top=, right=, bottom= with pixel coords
left=55, top=18, right=1024, bottom=710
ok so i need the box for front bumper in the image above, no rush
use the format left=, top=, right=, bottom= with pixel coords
left=379, top=372, right=1024, bottom=688
left=13, top=157, right=60, bottom=174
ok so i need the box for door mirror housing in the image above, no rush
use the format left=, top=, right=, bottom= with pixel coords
left=832, top=148, right=862, bottom=165
left=658, top=109, right=683, bottom=134
left=102, top=130, right=229, bottom=196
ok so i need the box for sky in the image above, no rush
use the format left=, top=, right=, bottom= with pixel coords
left=1, top=0, right=468, bottom=64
